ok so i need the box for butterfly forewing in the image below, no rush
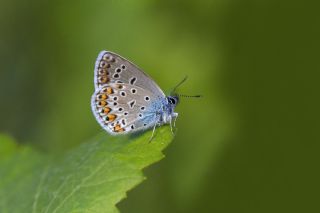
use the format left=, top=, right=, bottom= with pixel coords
left=94, top=51, right=165, bottom=97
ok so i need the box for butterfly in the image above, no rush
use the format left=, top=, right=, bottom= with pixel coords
left=91, top=51, right=197, bottom=139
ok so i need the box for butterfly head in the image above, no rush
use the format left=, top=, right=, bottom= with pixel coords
left=167, top=95, right=179, bottom=107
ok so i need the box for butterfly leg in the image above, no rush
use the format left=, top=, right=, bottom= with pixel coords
left=169, top=116, right=174, bottom=134
left=149, top=114, right=161, bottom=143
left=149, top=121, right=158, bottom=143
left=173, top=112, right=178, bottom=127
left=169, top=113, right=179, bottom=136
left=170, top=112, right=178, bottom=136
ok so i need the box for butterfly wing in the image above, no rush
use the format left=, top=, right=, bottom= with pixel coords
left=91, top=83, right=161, bottom=134
left=92, top=51, right=166, bottom=134
left=94, top=50, right=165, bottom=97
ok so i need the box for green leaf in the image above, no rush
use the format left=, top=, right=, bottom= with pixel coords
left=0, top=134, right=18, bottom=161
left=0, top=126, right=173, bottom=213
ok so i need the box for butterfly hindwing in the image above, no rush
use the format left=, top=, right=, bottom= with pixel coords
left=91, top=83, right=159, bottom=134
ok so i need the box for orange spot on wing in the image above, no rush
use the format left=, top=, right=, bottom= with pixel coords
left=98, top=68, right=107, bottom=75
left=99, top=76, right=108, bottom=84
left=107, top=114, right=116, bottom=122
left=101, top=94, right=107, bottom=100
left=114, top=124, right=124, bottom=132
left=103, top=107, right=111, bottom=114
left=97, top=94, right=108, bottom=101
left=106, top=87, right=113, bottom=94
left=102, top=87, right=113, bottom=94
left=98, top=101, right=106, bottom=107
left=100, top=61, right=109, bottom=69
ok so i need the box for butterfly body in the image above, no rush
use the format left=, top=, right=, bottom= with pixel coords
left=91, top=51, right=179, bottom=135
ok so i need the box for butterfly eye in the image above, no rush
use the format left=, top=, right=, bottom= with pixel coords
left=171, top=98, right=176, bottom=104
left=168, top=97, right=177, bottom=105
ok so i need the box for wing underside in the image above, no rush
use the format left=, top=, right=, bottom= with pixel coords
left=91, top=83, right=159, bottom=134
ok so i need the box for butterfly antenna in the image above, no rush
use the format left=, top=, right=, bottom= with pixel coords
left=172, top=76, right=188, bottom=93
left=172, top=76, right=202, bottom=98
left=178, top=94, right=203, bottom=98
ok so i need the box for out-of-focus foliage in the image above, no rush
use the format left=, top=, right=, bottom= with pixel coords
left=0, top=0, right=319, bottom=212
left=0, top=126, right=173, bottom=212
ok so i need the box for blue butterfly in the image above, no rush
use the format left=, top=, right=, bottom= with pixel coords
left=91, top=51, right=199, bottom=139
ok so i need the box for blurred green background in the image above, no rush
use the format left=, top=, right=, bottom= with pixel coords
left=1, top=0, right=319, bottom=212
